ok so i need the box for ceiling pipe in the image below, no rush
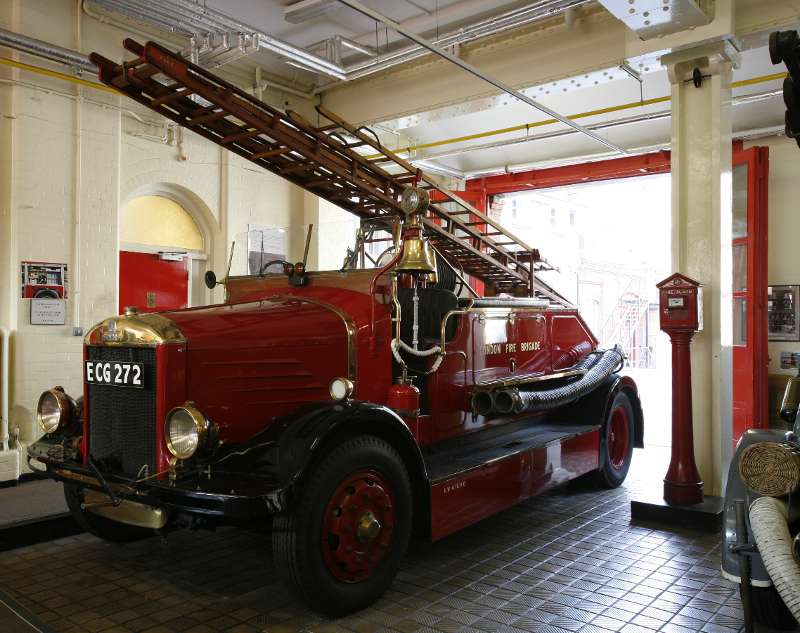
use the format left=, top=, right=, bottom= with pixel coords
left=0, top=26, right=95, bottom=74
left=463, top=124, right=786, bottom=179
left=87, top=0, right=587, bottom=85
left=408, top=87, right=783, bottom=162
left=341, top=0, right=591, bottom=82
left=336, top=0, right=627, bottom=155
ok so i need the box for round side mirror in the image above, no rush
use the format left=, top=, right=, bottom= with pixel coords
left=204, top=271, right=217, bottom=289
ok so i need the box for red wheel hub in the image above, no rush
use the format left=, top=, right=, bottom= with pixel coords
left=321, top=469, right=395, bottom=583
left=608, top=405, right=631, bottom=470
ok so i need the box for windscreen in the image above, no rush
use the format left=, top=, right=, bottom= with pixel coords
left=229, top=217, right=397, bottom=277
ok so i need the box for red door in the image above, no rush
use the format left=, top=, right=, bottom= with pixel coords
left=119, top=251, right=188, bottom=314
left=732, top=147, right=769, bottom=444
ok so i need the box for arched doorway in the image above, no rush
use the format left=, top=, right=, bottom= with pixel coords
left=119, top=193, right=206, bottom=314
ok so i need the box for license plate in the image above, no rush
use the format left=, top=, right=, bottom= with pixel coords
left=85, top=360, right=144, bottom=388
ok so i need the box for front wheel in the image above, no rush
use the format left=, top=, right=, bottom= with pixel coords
left=593, top=390, right=635, bottom=488
left=272, top=435, right=413, bottom=616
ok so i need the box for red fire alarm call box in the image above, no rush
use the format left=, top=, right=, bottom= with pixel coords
left=657, top=273, right=703, bottom=333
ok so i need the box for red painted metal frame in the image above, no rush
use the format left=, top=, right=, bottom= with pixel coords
left=732, top=147, right=770, bottom=443
left=466, top=151, right=672, bottom=195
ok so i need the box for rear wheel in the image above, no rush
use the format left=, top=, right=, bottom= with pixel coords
left=272, top=435, right=412, bottom=616
left=745, top=584, right=798, bottom=630
left=593, top=391, right=635, bottom=488
left=64, top=483, right=153, bottom=543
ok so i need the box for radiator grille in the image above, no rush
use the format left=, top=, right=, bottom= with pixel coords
left=87, top=346, right=157, bottom=478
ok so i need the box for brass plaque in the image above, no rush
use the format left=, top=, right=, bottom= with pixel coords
left=146, top=292, right=156, bottom=308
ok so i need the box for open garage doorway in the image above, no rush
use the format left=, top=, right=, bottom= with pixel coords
left=119, top=193, right=207, bottom=314
left=494, top=174, right=673, bottom=451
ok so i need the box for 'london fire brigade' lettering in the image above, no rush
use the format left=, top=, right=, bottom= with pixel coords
left=481, top=341, right=542, bottom=355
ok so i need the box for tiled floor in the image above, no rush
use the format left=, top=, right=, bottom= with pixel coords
left=0, top=478, right=68, bottom=526
left=0, top=450, right=774, bottom=633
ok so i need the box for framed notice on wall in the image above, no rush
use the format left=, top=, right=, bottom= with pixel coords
left=30, top=299, right=66, bottom=325
left=768, top=285, right=800, bottom=341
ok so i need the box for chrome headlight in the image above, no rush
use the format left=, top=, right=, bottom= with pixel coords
left=165, top=403, right=208, bottom=460
left=36, top=388, right=71, bottom=434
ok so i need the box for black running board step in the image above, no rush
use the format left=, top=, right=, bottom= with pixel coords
left=423, top=420, right=599, bottom=483
left=0, top=513, right=82, bottom=552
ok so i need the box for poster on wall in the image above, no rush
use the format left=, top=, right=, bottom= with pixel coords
left=768, top=285, right=800, bottom=341
left=20, top=261, right=68, bottom=299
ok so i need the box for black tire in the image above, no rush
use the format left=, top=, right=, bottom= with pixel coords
left=592, top=390, right=635, bottom=488
left=745, top=584, right=798, bottom=630
left=272, top=435, right=413, bottom=616
left=64, top=483, right=153, bottom=543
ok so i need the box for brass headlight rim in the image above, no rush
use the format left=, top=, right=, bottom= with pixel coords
left=36, top=388, right=71, bottom=434
left=400, top=186, right=430, bottom=216
left=164, top=402, right=208, bottom=460
left=329, top=377, right=355, bottom=401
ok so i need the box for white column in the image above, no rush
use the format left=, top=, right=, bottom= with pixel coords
left=663, top=41, right=738, bottom=496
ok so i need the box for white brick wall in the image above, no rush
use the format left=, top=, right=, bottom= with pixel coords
left=0, top=0, right=320, bottom=456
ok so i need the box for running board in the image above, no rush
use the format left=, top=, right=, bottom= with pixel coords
left=424, top=419, right=601, bottom=541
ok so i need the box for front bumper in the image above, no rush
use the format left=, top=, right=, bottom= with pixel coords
left=28, top=439, right=288, bottom=522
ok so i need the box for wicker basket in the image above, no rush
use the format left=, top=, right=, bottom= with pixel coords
left=740, top=442, right=800, bottom=497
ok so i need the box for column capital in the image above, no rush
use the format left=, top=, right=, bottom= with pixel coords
left=662, top=40, right=741, bottom=84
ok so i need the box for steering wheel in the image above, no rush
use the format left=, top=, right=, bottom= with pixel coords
left=259, top=259, right=293, bottom=275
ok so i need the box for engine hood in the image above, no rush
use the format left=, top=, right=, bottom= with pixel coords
left=162, top=295, right=357, bottom=443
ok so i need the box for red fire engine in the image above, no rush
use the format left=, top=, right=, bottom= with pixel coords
left=28, top=40, right=643, bottom=615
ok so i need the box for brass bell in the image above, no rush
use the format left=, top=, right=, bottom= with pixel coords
left=396, top=186, right=436, bottom=275
left=396, top=234, right=437, bottom=275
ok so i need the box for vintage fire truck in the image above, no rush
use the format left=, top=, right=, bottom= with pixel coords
left=28, top=40, right=644, bottom=615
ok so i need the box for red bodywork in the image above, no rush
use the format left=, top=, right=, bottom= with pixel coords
left=83, top=268, right=603, bottom=537
left=80, top=266, right=604, bottom=537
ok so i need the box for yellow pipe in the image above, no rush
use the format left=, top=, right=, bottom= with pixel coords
left=0, top=56, right=117, bottom=95
left=376, top=71, right=789, bottom=157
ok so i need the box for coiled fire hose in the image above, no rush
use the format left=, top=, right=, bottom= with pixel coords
left=390, top=338, right=444, bottom=374
left=749, top=496, right=800, bottom=620
left=491, top=346, right=625, bottom=415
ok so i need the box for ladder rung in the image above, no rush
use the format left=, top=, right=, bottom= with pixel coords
left=189, top=109, right=228, bottom=125
left=251, top=147, right=288, bottom=159
left=280, top=162, right=314, bottom=175
left=151, top=87, right=193, bottom=106
left=222, top=128, right=262, bottom=144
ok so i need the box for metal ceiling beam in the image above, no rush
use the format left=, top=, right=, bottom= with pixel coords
left=335, top=0, right=628, bottom=155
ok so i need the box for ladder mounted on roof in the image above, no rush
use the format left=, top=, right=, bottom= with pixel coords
left=90, top=38, right=567, bottom=302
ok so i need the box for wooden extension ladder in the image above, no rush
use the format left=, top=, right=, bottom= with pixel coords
left=91, top=38, right=565, bottom=300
